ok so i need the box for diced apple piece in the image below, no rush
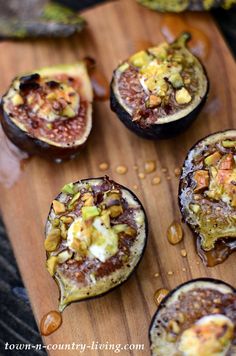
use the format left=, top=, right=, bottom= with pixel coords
left=204, top=151, right=221, bottom=166
left=219, top=154, right=235, bottom=170
left=193, top=170, right=209, bottom=193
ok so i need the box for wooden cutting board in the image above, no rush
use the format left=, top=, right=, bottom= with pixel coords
left=0, top=0, right=235, bottom=355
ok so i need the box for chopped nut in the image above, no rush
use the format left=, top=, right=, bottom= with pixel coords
left=52, top=200, right=66, bottom=215
left=130, top=50, right=150, bottom=67
left=46, top=92, right=57, bottom=100
left=109, top=205, right=123, bottom=218
left=116, top=165, right=128, bottom=175
left=44, top=229, right=61, bottom=252
left=177, top=313, right=185, bottom=323
left=71, top=238, right=81, bottom=253
left=133, top=184, right=138, bottom=190
left=57, top=250, right=72, bottom=263
left=68, top=192, right=81, bottom=208
left=190, top=204, right=200, bottom=213
left=148, top=95, right=161, bottom=108
left=168, top=271, right=174, bottom=276
left=46, top=256, right=58, bottom=276
left=144, top=160, right=156, bottom=174
left=125, top=226, right=137, bottom=237
left=99, top=162, right=109, bottom=171
left=222, top=140, right=236, bottom=148
left=175, top=87, right=192, bottom=104
left=174, top=168, right=181, bottom=177
left=180, top=249, right=187, bottom=257
left=138, top=172, right=145, bottom=179
left=60, top=223, right=67, bottom=240
left=51, top=218, right=60, bottom=227
left=182, top=267, right=186, bottom=272
left=168, top=320, right=180, bottom=334
left=184, top=77, right=191, bottom=85
left=166, top=333, right=177, bottom=342
left=81, top=193, right=92, bottom=201
left=167, top=221, right=183, bottom=245
left=84, top=196, right=94, bottom=206
left=60, top=216, right=73, bottom=224
left=154, top=272, right=159, bottom=278
left=12, top=93, right=24, bottom=106
left=169, top=72, right=183, bottom=89
left=152, top=176, right=161, bottom=185
left=80, top=241, right=87, bottom=251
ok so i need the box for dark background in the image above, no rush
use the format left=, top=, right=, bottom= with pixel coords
left=0, top=1, right=235, bottom=355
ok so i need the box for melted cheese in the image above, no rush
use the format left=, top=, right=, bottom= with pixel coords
left=67, top=217, right=118, bottom=263
left=178, top=314, right=234, bottom=356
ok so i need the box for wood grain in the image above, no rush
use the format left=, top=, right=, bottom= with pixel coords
left=0, top=1, right=236, bottom=355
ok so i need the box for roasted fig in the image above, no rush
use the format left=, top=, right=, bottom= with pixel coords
left=179, top=130, right=236, bottom=266
left=150, top=278, right=236, bottom=356
left=137, top=0, right=235, bottom=12
left=0, top=1, right=86, bottom=39
left=45, top=177, right=148, bottom=311
left=1, top=63, right=93, bottom=160
left=110, top=33, right=209, bottom=140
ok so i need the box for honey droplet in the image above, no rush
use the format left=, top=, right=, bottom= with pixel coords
left=154, top=288, right=169, bottom=306
left=116, top=165, right=128, bottom=175
left=0, top=125, right=29, bottom=188
left=84, top=57, right=109, bottom=101
left=160, top=14, right=210, bottom=59
left=98, top=162, right=109, bottom=171
left=174, top=167, right=181, bottom=177
left=180, top=248, right=187, bottom=257
left=40, top=311, right=62, bottom=336
left=152, top=176, right=161, bottom=185
left=144, top=160, right=156, bottom=174
left=167, top=221, right=183, bottom=245
left=138, top=172, right=145, bottom=179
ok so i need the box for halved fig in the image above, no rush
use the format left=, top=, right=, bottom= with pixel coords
left=110, top=33, right=209, bottom=140
left=179, top=130, right=236, bottom=266
left=45, top=177, right=148, bottom=311
left=150, top=278, right=236, bottom=356
left=137, top=0, right=235, bottom=12
left=1, top=63, right=93, bottom=160
left=0, top=1, right=86, bottom=39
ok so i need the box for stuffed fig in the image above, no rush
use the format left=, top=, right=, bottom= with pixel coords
left=150, top=278, right=236, bottom=356
left=45, top=177, right=148, bottom=311
left=137, top=0, right=236, bottom=12
left=179, top=130, right=236, bottom=266
left=1, top=63, right=93, bottom=160
left=110, top=33, right=209, bottom=139
left=0, top=1, right=86, bottom=39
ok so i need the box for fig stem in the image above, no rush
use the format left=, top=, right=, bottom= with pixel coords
left=173, top=32, right=192, bottom=47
